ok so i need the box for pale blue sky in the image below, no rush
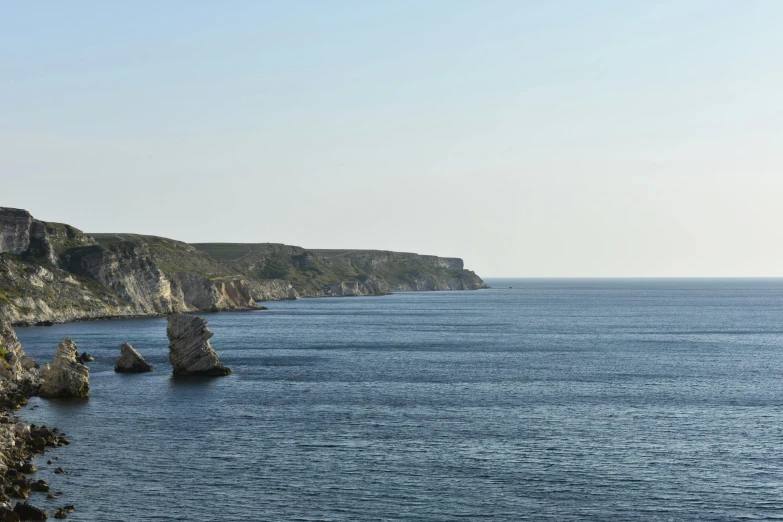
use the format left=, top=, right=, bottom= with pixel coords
left=2, top=1, right=782, bottom=276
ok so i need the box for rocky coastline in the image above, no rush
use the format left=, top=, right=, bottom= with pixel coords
left=0, top=318, right=83, bottom=520
left=1, top=207, right=486, bottom=327
left=0, top=205, right=487, bottom=519
left=0, top=311, right=236, bottom=519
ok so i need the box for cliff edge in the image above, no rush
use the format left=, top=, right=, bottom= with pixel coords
left=192, top=244, right=487, bottom=298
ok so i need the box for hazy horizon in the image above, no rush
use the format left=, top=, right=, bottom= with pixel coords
left=2, top=1, right=781, bottom=278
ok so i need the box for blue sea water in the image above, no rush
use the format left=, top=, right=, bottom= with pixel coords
left=13, top=278, right=783, bottom=521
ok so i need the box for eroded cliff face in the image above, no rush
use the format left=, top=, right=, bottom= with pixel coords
left=0, top=208, right=97, bottom=266
left=249, top=279, right=299, bottom=301
left=174, top=273, right=259, bottom=312
left=62, top=241, right=188, bottom=315
left=0, top=255, right=138, bottom=325
left=0, top=208, right=33, bottom=256
left=0, top=208, right=262, bottom=324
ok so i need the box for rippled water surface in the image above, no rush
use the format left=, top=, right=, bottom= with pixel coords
left=14, top=279, right=783, bottom=521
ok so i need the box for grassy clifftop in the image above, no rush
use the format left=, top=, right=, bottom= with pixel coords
left=193, top=243, right=487, bottom=296
left=91, top=234, right=238, bottom=281
left=192, top=243, right=357, bottom=295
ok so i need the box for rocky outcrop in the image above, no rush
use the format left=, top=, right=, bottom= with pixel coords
left=0, top=319, right=39, bottom=395
left=38, top=338, right=90, bottom=398
left=248, top=279, right=298, bottom=301
left=114, top=343, right=153, bottom=373
left=174, top=273, right=259, bottom=312
left=327, top=281, right=361, bottom=297
left=0, top=208, right=34, bottom=256
left=166, top=315, right=231, bottom=376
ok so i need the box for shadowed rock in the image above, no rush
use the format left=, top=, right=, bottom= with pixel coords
left=0, top=318, right=40, bottom=396
left=114, top=343, right=153, bottom=373
left=76, top=352, right=93, bottom=364
left=13, top=501, right=46, bottom=520
left=166, top=314, right=231, bottom=376
left=38, top=338, right=89, bottom=398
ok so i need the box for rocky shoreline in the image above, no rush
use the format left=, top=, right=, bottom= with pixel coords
left=0, top=311, right=237, bottom=519
left=0, top=409, right=74, bottom=520
left=0, top=312, right=100, bottom=520
left=0, top=321, right=79, bottom=519
left=10, top=306, right=266, bottom=328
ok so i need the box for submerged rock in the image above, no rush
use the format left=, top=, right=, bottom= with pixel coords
left=38, top=338, right=89, bottom=398
left=75, top=352, right=93, bottom=364
left=166, top=315, right=231, bottom=376
left=114, top=343, right=153, bottom=373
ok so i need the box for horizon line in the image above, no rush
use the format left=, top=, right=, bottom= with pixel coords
left=482, top=276, right=783, bottom=279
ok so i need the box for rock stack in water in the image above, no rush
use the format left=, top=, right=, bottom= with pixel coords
left=38, top=337, right=90, bottom=397
left=166, top=314, right=232, bottom=376
left=114, top=343, right=154, bottom=373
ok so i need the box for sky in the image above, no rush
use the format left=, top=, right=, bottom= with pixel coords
left=1, top=1, right=782, bottom=277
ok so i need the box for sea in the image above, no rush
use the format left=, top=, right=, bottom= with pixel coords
left=13, top=278, right=783, bottom=521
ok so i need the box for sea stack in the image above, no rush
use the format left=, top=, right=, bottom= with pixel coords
left=166, top=314, right=232, bottom=376
left=114, top=343, right=154, bottom=373
left=38, top=337, right=90, bottom=398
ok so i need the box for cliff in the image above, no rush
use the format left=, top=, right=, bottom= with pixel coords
left=0, top=208, right=260, bottom=325
left=0, top=207, right=486, bottom=325
left=192, top=244, right=487, bottom=297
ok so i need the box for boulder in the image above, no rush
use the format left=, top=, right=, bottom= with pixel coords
left=38, top=338, right=89, bottom=398
left=0, top=507, right=19, bottom=522
left=18, top=462, right=35, bottom=474
left=114, top=343, right=153, bottom=373
left=166, top=315, right=231, bottom=376
left=12, top=502, right=46, bottom=520
left=30, top=481, right=48, bottom=493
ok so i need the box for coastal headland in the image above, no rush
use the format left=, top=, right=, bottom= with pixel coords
left=0, top=207, right=486, bottom=326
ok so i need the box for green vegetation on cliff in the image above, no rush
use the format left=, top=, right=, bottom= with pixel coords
left=1, top=207, right=486, bottom=324
left=91, top=234, right=237, bottom=280
left=193, top=243, right=487, bottom=296
left=192, top=243, right=359, bottom=295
